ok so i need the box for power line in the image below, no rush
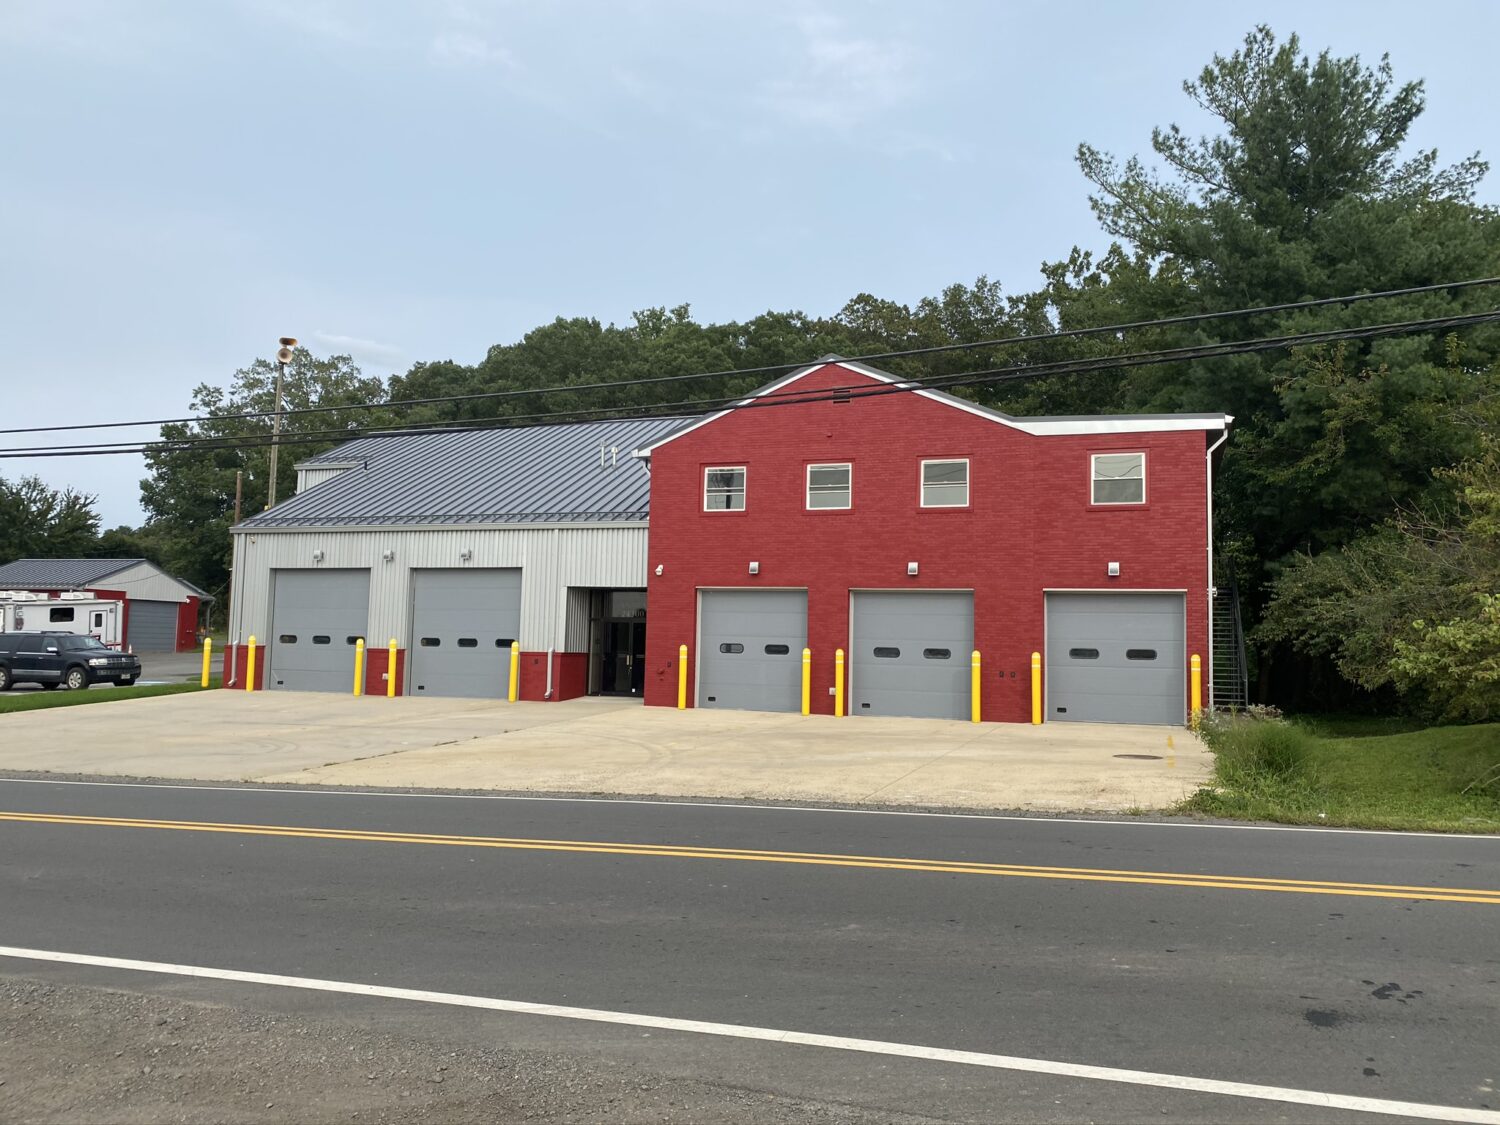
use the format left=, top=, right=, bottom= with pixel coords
left=1, top=276, right=1496, bottom=441
left=4, top=307, right=1495, bottom=460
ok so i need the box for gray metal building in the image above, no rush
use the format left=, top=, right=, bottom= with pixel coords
left=0, top=557, right=209, bottom=652
left=227, top=417, right=681, bottom=699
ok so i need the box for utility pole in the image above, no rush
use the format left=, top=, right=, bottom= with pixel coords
left=234, top=470, right=243, bottom=525
left=266, top=336, right=296, bottom=510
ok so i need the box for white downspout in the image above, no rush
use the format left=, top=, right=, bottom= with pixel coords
left=545, top=528, right=561, bottom=699
left=1205, top=423, right=1231, bottom=710
left=227, top=532, right=243, bottom=687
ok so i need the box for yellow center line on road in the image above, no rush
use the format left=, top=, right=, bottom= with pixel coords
left=4, top=810, right=1499, bottom=904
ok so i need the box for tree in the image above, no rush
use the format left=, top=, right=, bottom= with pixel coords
left=1041, top=25, right=1500, bottom=705
left=0, top=475, right=100, bottom=562
left=1259, top=413, right=1500, bottom=719
left=140, top=349, right=390, bottom=601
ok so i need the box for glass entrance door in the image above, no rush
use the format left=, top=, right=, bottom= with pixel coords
left=601, top=620, right=647, bottom=695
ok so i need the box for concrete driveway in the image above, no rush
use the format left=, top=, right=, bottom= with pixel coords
left=0, top=692, right=1210, bottom=812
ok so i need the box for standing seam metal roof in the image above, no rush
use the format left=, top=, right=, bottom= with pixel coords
left=0, top=558, right=143, bottom=588
left=241, top=416, right=688, bottom=529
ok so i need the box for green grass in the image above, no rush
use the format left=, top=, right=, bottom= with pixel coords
left=1181, top=717, right=1500, bottom=833
left=0, top=680, right=218, bottom=714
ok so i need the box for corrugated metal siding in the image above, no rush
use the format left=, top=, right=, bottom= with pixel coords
left=564, top=586, right=592, bottom=652
left=296, top=465, right=356, bottom=492
left=229, top=526, right=647, bottom=653
left=103, top=561, right=195, bottom=603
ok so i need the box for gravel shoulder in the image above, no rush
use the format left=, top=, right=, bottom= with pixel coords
left=0, top=977, right=936, bottom=1125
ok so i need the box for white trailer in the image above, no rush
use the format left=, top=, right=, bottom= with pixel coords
left=0, top=591, right=125, bottom=648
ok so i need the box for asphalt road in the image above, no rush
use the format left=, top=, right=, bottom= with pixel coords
left=1, top=778, right=1498, bottom=1123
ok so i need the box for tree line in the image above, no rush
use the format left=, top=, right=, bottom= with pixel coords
left=9, top=27, right=1498, bottom=718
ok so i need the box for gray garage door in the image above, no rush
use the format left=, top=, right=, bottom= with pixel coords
left=850, top=591, right=974, bottom=720
left=1047, top=592, right=1185, bottom=725
left=698, top=589, right=807, bottom=712
left=128, top=599, right=179, bottom=652
left=410, top=568, right=522, bottom=698
left=269, top=569, right=371, bottom=693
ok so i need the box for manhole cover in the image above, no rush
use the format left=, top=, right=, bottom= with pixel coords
left=1113, top=753, right=1163, bottom=760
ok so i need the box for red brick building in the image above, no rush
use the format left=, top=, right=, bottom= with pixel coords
left=636, top=360, right=1231, bottom=725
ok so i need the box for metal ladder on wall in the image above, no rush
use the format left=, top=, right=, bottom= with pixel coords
left=1211, top=575, right=1250, bottom=710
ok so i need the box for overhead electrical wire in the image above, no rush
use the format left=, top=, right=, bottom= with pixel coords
left=1, top=275, right=1497, bottom=441
left=4, top=306, right=1496, bottom=460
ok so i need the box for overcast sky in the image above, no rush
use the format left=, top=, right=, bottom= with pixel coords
left=2, top=0, right=1496, bottom=528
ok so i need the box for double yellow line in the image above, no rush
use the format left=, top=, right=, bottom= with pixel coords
left=4, top=810, right=1498, bottom=904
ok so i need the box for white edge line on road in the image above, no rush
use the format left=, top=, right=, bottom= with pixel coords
left=1, top=775, right=1497, bottom=840
left=0, top=945, right=1494, bottom=1124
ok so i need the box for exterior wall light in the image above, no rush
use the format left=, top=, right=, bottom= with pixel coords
left=748, top=561, right=760, bottom=575
left=907, top=562, right=919, bottom=577
left=1107, top=561, right=1121, bottom=577
left=654, top=564, right=664, bottom=576
left=382, top=550, right=395, bottom=563
left=312, top=550, right=325, bottom=564
left=460, top=548, right=473, bottom=562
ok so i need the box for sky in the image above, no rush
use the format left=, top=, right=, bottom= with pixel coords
left=2, top=0, right=1497, bottom=528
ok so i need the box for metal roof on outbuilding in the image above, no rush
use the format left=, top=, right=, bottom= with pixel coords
left=0, top=558, right=211, bottom=599
left=0, top=558, right=144, bottom=588
left=240, top=416, right=688, bottom=530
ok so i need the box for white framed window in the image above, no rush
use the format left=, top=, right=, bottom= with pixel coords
left=920, top=459, right=969, bottom=507
left=1091, top=452, right=1146, bottom=505
left=806, top=463, right=852, bottom=509
left=704, top=466, right=746, bottom=511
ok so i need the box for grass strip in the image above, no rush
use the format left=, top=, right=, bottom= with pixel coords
left=0, top=681, right=217, bottom=714
left=1181, top=716, right=1500, bottom=833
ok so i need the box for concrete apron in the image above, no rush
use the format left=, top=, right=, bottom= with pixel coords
left=0, top=693, right=1212, bottom=813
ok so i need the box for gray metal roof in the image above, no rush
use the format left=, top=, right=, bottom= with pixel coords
left=0, top=558, right=211, bottom=598
left=0, top=558, right=142, bottom=588
left=241, top=416, right=689, bottom=529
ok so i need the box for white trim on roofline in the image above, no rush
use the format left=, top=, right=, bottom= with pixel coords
left=630, top=359, right=1232, bottom=457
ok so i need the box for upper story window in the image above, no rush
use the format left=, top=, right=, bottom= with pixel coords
left=1091, top=452, right=1146, bottom=505
left=806, top=463, right=851, bottom=510
left=920, top=459, right=969, bottom=508
left=704, top=466, right=746, bottom=511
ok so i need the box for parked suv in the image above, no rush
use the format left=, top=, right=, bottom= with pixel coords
left=0, top=632, right=142, bottom=691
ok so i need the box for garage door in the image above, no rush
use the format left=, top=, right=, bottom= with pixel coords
left=269, top=569, right=371, bottom=692
left=128, top=599, right=179, bottom=652
left=1046, top=592, right=1185, bottom=725
left=410, top=569, right=522, bottom=698
left=698, top=589, right=806, bottom=712
left=850, top=591, right=973, bottom=720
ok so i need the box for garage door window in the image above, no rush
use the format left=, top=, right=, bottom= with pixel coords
left=704, top=467, right=747, bottom=511
left=1091, top=452, right=1145, bottom=505
left=920, top=460, right=969, bottom=507
left=807, top=463, right=852, bottom=509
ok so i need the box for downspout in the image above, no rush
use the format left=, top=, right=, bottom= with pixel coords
left=227, top=532, right=243, bottom=687
left=545, top=527, right=561, bottom=699
left=1205, top=423, right=1231, bottom=711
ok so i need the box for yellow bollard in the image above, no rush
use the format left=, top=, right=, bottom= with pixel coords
left=677, top=644, right=688, bottom=709
left=1031, top=651, right=1042, bottom=725
left=801, top=647, right=812, bottom=716
left=1190, top=653, right=1202, bottom=725
left=971, top=650, right=982, bottom=724
left=246, top=635, right=256, bottom=693
left=353, top=637, right=365, bottom=697
left=834, top=648, right=845, bottom=717
left=200, top=637, right=212, bottom=689
left=387, top=638, right=398, bottom=698
left=508, top=640, right=521, bottom=702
